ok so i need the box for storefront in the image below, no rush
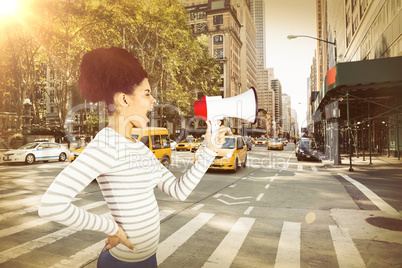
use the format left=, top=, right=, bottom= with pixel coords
left=312, top=56, right=402, bottom=166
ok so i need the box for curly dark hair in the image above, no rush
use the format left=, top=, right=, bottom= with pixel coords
left=78, top=47, right=148, bottom=108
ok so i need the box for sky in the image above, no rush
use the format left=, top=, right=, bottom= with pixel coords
left=265, top=0, right=317, bottom=128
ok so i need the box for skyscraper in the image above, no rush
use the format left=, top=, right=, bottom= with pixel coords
left=250, top=0, right=266, bottom=69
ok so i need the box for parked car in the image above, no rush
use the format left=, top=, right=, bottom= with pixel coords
left=295, top=138, right=321, bottom=161
left=242, top=136, right=253, bottom=151
left=2, top=142, right=70, bottom=164
left=175, top=138, right=195, bottom=151
left=194, top=135, right=247, bottom=173
left=132, top=127, right=172, bottom=168
left=267, top=139, right=284, bottom=150
left=255, top=137, right=268, bottom=146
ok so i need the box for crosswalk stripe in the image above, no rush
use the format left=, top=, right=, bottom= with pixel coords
left=275, top=221, right=301, bottom=268
left=0, top=206, right=38, bottom=221
left=297, top=164, right=303, bottom=171
left=157, top=213, right=214, bottom=265
left=49, top=210, right=178, bottom=267
left=0, top=195, right=42, bottom=210
left=329, top=225, right=365, bottom=268
left=202, top=217, right=255, bottom=268
left=0, top=212, right=110, bottom=264
left=0, top=201, right=106, bottom=238
left=311, top=166, right=318, bottom=172
left=0, top=190, right=30, bottom=199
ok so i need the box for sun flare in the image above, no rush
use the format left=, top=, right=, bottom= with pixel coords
left=0, top=0, right=18, bottom=15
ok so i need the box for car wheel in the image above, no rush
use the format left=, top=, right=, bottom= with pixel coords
left=241, top=155, right=247, bottom=168
left=297, top=155, right=301, bottom=161
left=161, top=156, right=170, bottom=169
left=59, top=152, right=67, bottom=162
left=232, top=158, right=238, bottom=173
left=25, top=154, right=35, bottom=164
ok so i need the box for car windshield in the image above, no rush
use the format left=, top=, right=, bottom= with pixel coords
left=300, top=139, right=310, bottom=149
left=257, top=138, right=266, bottom=141
left=18, top=142, right=39, bottom=150
left=221, top=137, right=236, bottom=149
left=182, top=139, right=194, bottom=143
left=272, top=139, right=280, bottom=142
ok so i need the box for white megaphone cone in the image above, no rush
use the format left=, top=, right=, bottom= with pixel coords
left=194, top=87, right=258, bottom=135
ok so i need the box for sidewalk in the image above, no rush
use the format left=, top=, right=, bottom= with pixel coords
left=318, top=151, right=402, bottom=172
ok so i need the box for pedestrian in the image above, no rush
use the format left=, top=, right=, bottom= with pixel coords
left=38, top=47, right=225, bottom=267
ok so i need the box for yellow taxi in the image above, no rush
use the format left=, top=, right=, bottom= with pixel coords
left=190, top=138, right=204, bottom=152
left=267, top=139, right=284, bottom=150
left=175, top=138, right=195, bottom=151
left=132, top=127, right=171, bottom=168
left=70, top=127, right=172, bottom=169
left=254, top=137, right=268, bottom=146
left=194, top=135, right=247, bottom=173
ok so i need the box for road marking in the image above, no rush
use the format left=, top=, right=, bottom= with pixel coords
left=229, top=184, right=236, bottom=188
left=329, top=225, right=365, bottom=268
left=160, top=210, right=176, bottom=221
left=0, top=212, right=110, bottom=264
left=202, top=217, right=255, bottom=268
left=192, top=204, right=204, bottom=211
left=338, top=173, right=399, bottom=215
left=275, top=221, right=301, bottom=268
left=217, top=199, right=250, bottom=205
left=157, top=213, right=214, bottom=265
left=49, top=239, right=105, bottom=268
left=311, top=166, right=318, bottom=172
left=297, top=165, right=303, bottom=171
left=0, top=201, right=106, bottom=238
left=0, top=195, right=42, bottom=210
left=265, top=184, right=270, bottom=189
left=270, top=178, right=275, bottom=182
left=0, top=190, right=30, bottom=198
left=244, top=206, right=254, bottom=215
left=0, top=206, right=38, bottom=221
left=256, top=193, right=264, bottom=201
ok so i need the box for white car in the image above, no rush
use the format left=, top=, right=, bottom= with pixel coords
left=2, top=142, right=70, bottom=164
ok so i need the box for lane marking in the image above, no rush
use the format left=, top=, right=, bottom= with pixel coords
left=157, top=213, right=214, bottom=265
left=192, top=204, right=204, bottom=211
left=275, top=221, right=301, bottom=268
left=329, top=225, right=365, bottom=268
left=265, top=184, right=270, bottom=189
left=256, top=193, right=264, bottom=201
left=244, top=206, right=254, bottom=215
left=202, top=217, right=255, bottom=268
left=338, top=173, right=399, bottom=215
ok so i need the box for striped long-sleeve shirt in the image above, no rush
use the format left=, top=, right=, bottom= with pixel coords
left=38, top=127, right=216, bottom=262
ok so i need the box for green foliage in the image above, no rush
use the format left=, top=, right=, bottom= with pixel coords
left=0, top=0, right=221, bottom=130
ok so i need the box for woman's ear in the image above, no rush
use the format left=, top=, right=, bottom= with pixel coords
left=115, top=93, right=129, bottom=108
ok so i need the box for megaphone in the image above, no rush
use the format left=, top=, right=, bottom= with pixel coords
left=194, top=87, right=258, bottom=134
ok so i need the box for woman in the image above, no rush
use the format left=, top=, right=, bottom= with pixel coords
left=38, top=47, right=225, bottom=267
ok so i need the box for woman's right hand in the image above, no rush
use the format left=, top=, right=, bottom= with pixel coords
left=103, top=227, right=137, bottom=252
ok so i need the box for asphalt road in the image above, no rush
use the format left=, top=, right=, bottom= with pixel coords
left=0, top=144, right=401, bottom=268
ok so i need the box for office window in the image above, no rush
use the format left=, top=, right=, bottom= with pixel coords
left=213, top=15, right=223, bottom=25
left=214, top=35, right=223, bottom=45
left=214, top=48, right=223, bottom=59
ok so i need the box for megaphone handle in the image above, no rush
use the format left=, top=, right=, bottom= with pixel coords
left=209, top=120, right=221, bottom=149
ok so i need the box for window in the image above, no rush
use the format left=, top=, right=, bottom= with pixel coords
left=140, top=136, right=150, bottom=148
left=214, top=35, right=223, bottom=45
left=151, top=135, right=161, bottom=149
left=213, top=15, right=223, bottom=25
left=214, top=48, right=223, bottom=59
left=161, top=135, right=170, bottom=149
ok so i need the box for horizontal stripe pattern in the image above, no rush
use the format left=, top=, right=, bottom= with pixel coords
left=39, top=127, right=216, bottom=262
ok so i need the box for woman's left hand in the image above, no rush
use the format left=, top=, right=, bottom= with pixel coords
left=103, top=227, right=137, bottom=252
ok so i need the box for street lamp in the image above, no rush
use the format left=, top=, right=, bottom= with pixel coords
left=287, top=34, right=337, bottom=62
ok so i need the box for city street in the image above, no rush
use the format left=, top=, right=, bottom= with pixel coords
left=0, top=144, right=401, bottom=268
